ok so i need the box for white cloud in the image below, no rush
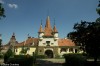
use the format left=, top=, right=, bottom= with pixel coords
left=0, top=0, right=4, bottom=4
left=8, top=4, right=18, bottom=9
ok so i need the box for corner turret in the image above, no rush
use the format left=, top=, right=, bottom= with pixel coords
left=9, top=32, right=16, bottom=52
left=38, top=23, right=44, bottom=40
left=53, top=24, right=58, bottom=40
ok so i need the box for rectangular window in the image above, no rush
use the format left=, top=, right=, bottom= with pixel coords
left=43, top=43, right=45, bottom=45
left=46, top=41, right=50, bottom=46
left=51, top=43, right=54, bottom=45
left=16, top=49, right=17, bottom=52
left=27, top=47, right=30, bottom=50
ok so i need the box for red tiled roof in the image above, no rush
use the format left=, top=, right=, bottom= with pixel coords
left=3, top=44, right=10, bottom=47
left=58, top=39, right=75, bottom=46
left=15, top=38, right=39, bottom=47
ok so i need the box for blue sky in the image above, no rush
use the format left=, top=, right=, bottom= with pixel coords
left=0, top=0, right=99, bottom=44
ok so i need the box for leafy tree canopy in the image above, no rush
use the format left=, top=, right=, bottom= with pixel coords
left=0, top=3, right=5, bottom=19
left=67, top=1, right=100, bottom=62
left=67, top=20, right=100, bottom=61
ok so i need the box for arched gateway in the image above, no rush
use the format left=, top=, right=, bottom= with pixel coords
left=45, top=50, right=53, bottom=58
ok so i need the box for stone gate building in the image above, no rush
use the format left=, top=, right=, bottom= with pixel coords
left=4, top=16, right=80, bottom=58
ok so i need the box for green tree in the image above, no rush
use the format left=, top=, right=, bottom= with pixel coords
left=0, top=3, right=5, bottom=19
left=67, top=1, right=100, bottom=63
left=0, top=34, right=2, bottom=53
left=4, top=48, right=14, bottom=63
left=96, top=0, right=100, bottom=15
left=20, top=47, right=28, bottom=55
left=67, top=21, right=100, bottom=62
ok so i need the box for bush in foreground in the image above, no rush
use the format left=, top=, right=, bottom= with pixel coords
left=36, top=55, right=46, bottom=59
left=63, top=54, right=86, bottom=66
left=6, top=55, right=35, bottom=66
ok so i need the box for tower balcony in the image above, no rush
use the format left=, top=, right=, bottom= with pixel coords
left=54, top=37, right=58, bottom=41
left=39, top=37, right=43, bottom=41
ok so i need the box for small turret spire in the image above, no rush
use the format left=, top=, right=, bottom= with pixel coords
left=38, top=21, right=44, bottom=33
left=41, top=19, right=43, bottom=25
left=53, top=22, right=58, bottom=33
left=12, top=32, right=15, bottom=36
left=11, top=32, right=16, bottom=40
left=53, top=18, right=58, bottom=33
left=54, top=18, right=55, bottom=26
left=27, top=34, right=31, bottom=38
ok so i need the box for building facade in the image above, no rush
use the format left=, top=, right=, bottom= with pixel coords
left=5, top=16, right=81, bottom=58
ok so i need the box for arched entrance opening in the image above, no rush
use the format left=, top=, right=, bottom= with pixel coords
left=45, top=50, right=53, bottom=58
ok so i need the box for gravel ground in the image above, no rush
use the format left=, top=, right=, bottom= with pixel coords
left=37, top=59, right=65, bottom=63
left=36, top=59, right=65, bottom=66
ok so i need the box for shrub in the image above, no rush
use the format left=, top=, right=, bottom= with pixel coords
left=20, top=48, right=28, bottom=54
left=55, top=55, right=64, bottom=59
left=36, top=55, right=46, bottom=59
left=14, top=55, right=26, bottom=59
left=4, top=49, right=14, bottom=63
left=63, top=53, right=86, bottom=66
left=0, top=52, right=4, bottom=58
left=7, top=56, right=34, bottom=66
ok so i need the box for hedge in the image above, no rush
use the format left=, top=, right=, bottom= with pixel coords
left=63, top=53, right=86, bottom=66
left=7, top=56, right=34, bottom=66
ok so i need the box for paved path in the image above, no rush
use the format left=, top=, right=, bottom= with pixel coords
left=36, top=59, right=65, bottom=66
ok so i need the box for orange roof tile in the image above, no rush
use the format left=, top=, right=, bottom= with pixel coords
left=15, top=38, right=38, bottom=47
left=58, top=39, right=75, bottom=46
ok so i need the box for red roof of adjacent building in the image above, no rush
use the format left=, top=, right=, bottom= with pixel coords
left=14, top=38, right=75, bottom=47
left=15, top=37, right=38, bottom=47
left=58, top=39, right=75, bottom=46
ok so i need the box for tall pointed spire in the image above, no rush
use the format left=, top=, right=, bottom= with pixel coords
left=45, top=16, right=52, bottom=28
left=44, top=16, right=53, bottom=36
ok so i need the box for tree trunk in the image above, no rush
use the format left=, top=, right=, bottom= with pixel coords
left=94, top=57, right=98, bottom=66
